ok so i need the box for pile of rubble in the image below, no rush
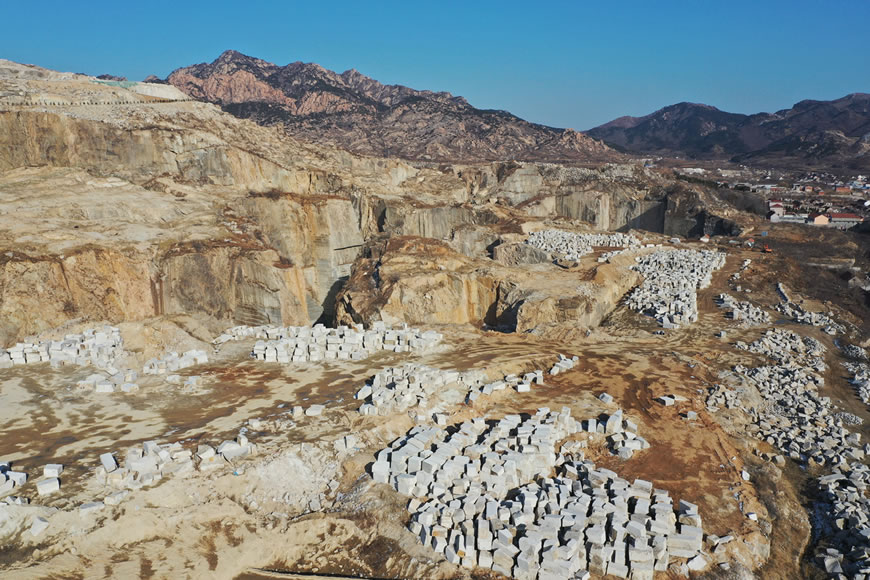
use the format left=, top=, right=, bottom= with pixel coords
left=714, top=294, right=771, bottom=326
left=729, top=326, right=870, bottom=575
left=467, top=370, right=546, bottom=404
left=734, top=328, right=826, bottom=371
left=94, top=435, right=255, bottom=493
left=729, top=259, right=752, bottom=283
left=774, top=302, right=846, bottom=335
left=0, top=462, right=30, bottom=500
left=815, top=465, right=870, bottom=576
left=525, top=230, right=641, bottom=261
left=736, top=364, right=863, bottom=466
left=705, top=384, right=743, bottom=412
left=626, top=249, right=726, bottom=328
left=142, top=349, right=208, bottom=375
left=214, top=323, right=442, bottom=364
left=842, top=344, right=868, bottom=361
left=372, top=407, right=708, bottom=578
left=75, top=369, right=139, bottom=393
left=0, top=326, right=123, bottom=369
left=550, top=354, right=578, bottom=375
left=356, top=364, right=486, bottom=416
left=844, top=362, right=870, bottom=406
left=356, top=362, right=555, bottom=415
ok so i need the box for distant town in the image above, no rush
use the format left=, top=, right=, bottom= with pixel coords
left=676, top=167, right=869, bottom=229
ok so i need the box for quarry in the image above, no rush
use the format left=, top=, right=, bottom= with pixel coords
left=2, top=59, right=870, bottom=580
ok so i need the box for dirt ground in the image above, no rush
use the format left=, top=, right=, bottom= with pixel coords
left=2, top=240, right=869, bottom=579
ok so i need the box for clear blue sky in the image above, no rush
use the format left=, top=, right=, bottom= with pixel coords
left=2, top=0, right=868, bottom=129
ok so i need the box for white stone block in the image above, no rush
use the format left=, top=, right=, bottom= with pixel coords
left=30, top=516, right=49, bottom=536
left=43, top=464, right=63, bottom=478
left=79, top=501, right=105, bottom=515
left=36, top=477, right=60, bottom=496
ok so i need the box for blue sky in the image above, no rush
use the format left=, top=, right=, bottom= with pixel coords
left=2, top=0, right=868, bottom=129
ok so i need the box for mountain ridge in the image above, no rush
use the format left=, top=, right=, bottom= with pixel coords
left=164, top=50, right=616, bottom=164
left=587, top=95, right=870, bottom=169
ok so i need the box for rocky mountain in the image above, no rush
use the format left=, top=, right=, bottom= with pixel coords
left=587, top=94, right=870, bottom=169
left=165, top=50, right=616, bottom=163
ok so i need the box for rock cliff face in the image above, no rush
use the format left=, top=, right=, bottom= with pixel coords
left=166, top=50, right=617, bottom=164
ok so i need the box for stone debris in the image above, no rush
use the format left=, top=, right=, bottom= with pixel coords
left=79, top=501, right=105, bottom=515
left=93, top=439, right=207, bottom=490
left=816, top=464, right=870, bottom=576
left=705, top=384, right=744, bottom=412
left=372, top=407, right=707, bottom=577
left=774, top=302, right=845, bottom=335
left=1, top=468, right=27, bottom=495
left=356, top=363, right=486, bottom=416
left=842, top=344, right=868, bottom=361
left=550, top=354, right=578, bottom=375
left=735, top=328, right=826, bottom=371
left=729, top=320, right=870, bottom=576
left=472, top=369, right=546, bottom=400
left=217, top=323, right=442, bottom=364
left=0, top=325, right=123, bottom=369
left=714, top=294, right=771, bottom=326
left=29, top=516, right=49, bottom=536
left=598, top=247, right=639, bottom=263
left=728, top=259, right=752, bottom=283
left=626, top=249, right=726, bottom=328
left=357, top=361, right=553, bottom=416
left=142, top=349, right=208, bottom=375
left=832, top=412, right=863, bottom=426
left=844, top=362, right=870, bottom=406
left=75, top=368, right=139, bottom=394
left=525, top=230, right=641, bottom=261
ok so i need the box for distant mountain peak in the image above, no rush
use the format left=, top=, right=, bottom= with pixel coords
left=164, top=51, right=616, bottom=163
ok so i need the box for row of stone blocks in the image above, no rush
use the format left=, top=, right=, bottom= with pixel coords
left=0, top=462, right=65, bottom=499
left=237, top=323, right=442, bottom=364
left=0, top=325, right=123, bottom=369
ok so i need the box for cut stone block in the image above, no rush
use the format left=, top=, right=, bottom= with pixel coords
left=30, top=516, right=49, bottom=536
left=43, top=464, right=63, bottom=478
left=36, top=477, right=60, bottom=496
left=79, top=501, right=105, bottom=515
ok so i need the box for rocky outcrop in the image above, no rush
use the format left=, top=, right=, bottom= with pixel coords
left=335, top=236, right=639, bottom=332
left=165, top=50, right=618, bottom=164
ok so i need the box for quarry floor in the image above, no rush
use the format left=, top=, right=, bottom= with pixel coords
left=1, top=245, right=868, bottom=580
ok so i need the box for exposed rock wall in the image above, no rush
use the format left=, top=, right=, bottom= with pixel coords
left=0, top=110, right=330, bottom=192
